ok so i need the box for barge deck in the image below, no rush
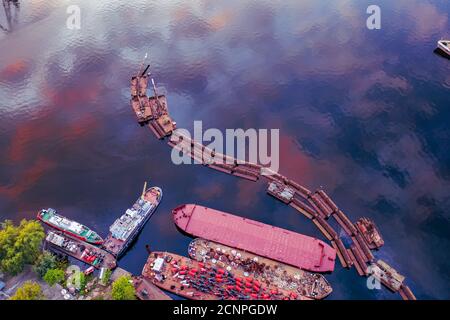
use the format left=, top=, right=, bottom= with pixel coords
left=142, top=251, right=307, bottom=300
left=188, top=238, right=332, bottom=299
left=45, top=231, right=116, bottom=270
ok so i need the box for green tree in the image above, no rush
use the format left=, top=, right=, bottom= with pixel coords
left=68, top=270, right=87, bottom=291
left=55, top=255, right=69, bottom=270
left=111, top=275, right=136, bottom=300
left=0, top=219, right=45, bottom=275
left=9, top=281, right=44, bottom=300
left=43, top=269, right=65, bottom=286
left=33, top=251, right=57, bottom=278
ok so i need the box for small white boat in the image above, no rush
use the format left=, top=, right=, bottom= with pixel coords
left=437, top=40, right=450, bottom=56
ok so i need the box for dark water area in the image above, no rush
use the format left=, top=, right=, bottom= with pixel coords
left=1, top=0, right=449, bottom=299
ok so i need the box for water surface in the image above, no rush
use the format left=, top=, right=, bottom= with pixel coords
left=1, top=0, right=449, bottom=299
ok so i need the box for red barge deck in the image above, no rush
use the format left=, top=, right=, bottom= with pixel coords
left=173, top=204, right=336, bottom=273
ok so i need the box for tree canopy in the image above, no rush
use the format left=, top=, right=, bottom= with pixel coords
left=9, top=281, right=44, bottom=300
left=111, top=275, right=136, bottom=300
left=33, top=251, right=57, bottom=278
left=0, top=219, right=45, bottom=275
left=43, top=269, right=65, bottom=287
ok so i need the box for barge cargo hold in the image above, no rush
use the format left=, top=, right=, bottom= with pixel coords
left=45, top=231, right=116, bottom=269
left=102, top=184, right=162, bottom=258
left=188, top=238, right=332, bottom=299
left=173, top=204, right=336, bottom=272
left=142, top=251, right=307, bottom=300
left=37, top=208, right=103, bottom=245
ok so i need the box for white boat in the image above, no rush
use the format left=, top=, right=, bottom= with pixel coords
left=437, top=40, right=450, bottom=56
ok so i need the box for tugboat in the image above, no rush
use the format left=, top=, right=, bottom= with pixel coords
left=355, top=217, right=384, bottom=250
left=437, top=40, right=450, bottom=56
left=37, top=208, right=103, bottom=245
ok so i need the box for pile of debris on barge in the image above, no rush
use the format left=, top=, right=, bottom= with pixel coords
left=142, top=251, right=307, bottom=300
left=188, top=238, right=332, bottom=299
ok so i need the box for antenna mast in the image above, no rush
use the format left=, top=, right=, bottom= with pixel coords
left=136, top=52, right=148, bottom=78
left=141, top=181, right=148, bottom=200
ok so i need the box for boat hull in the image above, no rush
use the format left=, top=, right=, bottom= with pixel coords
left=37, top=213, right=103, bottom=245
left=102, top=187, right=162, bottom=258
left=438, top=41, right=450, bottom=55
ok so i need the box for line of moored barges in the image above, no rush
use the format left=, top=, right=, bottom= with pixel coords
left=130, top=66, right=416, bottom=300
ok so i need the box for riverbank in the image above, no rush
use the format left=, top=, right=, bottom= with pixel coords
left=0, top=264, right=171, bottom=300
left=0, top=265, right=64, bottom=300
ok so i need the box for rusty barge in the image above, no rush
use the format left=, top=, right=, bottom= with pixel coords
left=355, top=217, right=384, bottom=250
left=45, top=230, right=116, bottom=270
left=142, top=251, right=307, bottom=300
left=130, top=66, right=176, bottom=139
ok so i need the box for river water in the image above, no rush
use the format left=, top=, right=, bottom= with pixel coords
left=0, top=0, right=449, bottom=299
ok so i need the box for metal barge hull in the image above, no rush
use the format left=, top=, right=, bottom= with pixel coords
left=173, top=204, right=336, bottom=272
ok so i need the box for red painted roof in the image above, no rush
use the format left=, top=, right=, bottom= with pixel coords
left=173, top=204, right=336, bottom=272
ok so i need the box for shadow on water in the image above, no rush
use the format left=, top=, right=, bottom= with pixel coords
left=433, top=48, right=450, bottom=60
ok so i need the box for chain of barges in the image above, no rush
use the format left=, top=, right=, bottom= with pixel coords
left=130, top=69, right=416, bottom=300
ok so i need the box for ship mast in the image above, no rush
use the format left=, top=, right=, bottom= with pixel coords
left=135, top=53, right=149, bottom=115
left=141, top=181, right=147, bottom=200
left=136, top=52, right=148, bottom=78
